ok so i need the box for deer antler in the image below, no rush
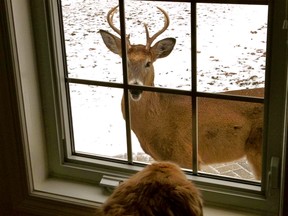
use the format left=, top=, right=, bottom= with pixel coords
left=145, top=7, right=170, bottom=49
left=107, top=6, right=131, bottom=47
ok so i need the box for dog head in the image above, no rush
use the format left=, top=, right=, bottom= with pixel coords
left=98, top=162, right=203, bottom=216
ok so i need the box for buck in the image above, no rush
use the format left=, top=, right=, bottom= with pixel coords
left=99, top=6, right=264, bottom=179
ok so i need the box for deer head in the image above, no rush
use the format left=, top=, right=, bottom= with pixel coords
left=99, top=6, right=176, bottom=101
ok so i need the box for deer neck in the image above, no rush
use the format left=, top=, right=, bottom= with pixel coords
left=121, top=91, right=160, bottom=118
left=121, top=91, right=163, bottom=154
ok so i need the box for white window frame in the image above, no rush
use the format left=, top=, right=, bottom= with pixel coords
left=6, top=0, right=287, bottom=215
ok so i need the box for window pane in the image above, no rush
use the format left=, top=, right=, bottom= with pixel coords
left=61, top=0, right=122, bottom=83
left=197, top=4, right=268, bottom=94
left=198, top=96, right=263, bottom=181
left=69, top=84, right=127, bottom=158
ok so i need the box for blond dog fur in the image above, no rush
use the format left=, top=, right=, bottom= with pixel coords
left=97, top=162, right=203, bottom=216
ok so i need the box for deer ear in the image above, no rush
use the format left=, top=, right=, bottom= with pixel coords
left=151, top=38, right=176, bottom=59
left=99, top=30, right=122, bottom=56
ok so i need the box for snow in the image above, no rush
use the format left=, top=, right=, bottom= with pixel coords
left=61, top=0, right=267, bottom=162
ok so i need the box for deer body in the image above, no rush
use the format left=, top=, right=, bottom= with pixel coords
left=100, top=6, right=263, bottom=179
left=123, top=89, right=263, bottom=178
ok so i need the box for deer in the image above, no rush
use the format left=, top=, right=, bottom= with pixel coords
left=99, top=6, right=264, bottom=179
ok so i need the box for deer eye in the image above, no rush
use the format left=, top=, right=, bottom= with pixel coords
left=145, top=61, right=151, bottom=68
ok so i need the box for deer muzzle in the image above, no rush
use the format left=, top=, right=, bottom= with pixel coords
left=129, top=79, right=143, bottom=101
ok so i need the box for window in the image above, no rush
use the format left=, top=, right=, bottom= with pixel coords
left=60, top=0, right=267, bottom=179
left=13, top=0, right=287, bottom=214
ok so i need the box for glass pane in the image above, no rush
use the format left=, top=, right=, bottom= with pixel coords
left=69, top=84, right=127, bottom=159
left=61, top=0, right=122, bottom=82
left=198, top=97, right=263, bottom=181
left=197, top=4, right=268, bottom=95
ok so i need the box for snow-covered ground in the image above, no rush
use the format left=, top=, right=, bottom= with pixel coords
left=61, top=0, right=267, bottom=163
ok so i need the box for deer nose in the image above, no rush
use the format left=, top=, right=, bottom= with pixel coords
left=129, top=88, right=143, bottom=101
left=128, top=79, right=143, bottom=101
left=129, top=79, right=142, bottom=86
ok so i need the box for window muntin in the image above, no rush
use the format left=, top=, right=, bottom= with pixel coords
left=60, top=0, right=269, bottom=183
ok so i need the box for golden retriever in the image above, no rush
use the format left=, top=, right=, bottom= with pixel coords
left=97, top=161, right=203, bottom=216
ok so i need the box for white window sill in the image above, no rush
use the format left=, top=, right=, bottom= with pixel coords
left=33, top=177, right=260, bottom=216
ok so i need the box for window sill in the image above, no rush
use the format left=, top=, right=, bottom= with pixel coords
left=32, top=176, right=261, bottom=216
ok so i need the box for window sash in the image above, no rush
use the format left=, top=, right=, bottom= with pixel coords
left=62, top=0, right=266, bottom=179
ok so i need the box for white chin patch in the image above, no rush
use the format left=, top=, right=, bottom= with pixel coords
left=130, top=92, right=142, bottom=101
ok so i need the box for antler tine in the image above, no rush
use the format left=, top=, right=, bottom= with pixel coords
left=145, top=7, right=170, bottom=49
left=107, top=6, right=121, bottom=36
left=107, top=5, right=131, bottom=48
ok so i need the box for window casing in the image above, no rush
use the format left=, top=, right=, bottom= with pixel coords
left=18, top=0, right=287, bottom=214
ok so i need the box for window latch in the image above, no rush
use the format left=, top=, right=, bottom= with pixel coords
left=267, top=156, right=280, bottom=196
left=100, top=175, right=125, bottom=195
